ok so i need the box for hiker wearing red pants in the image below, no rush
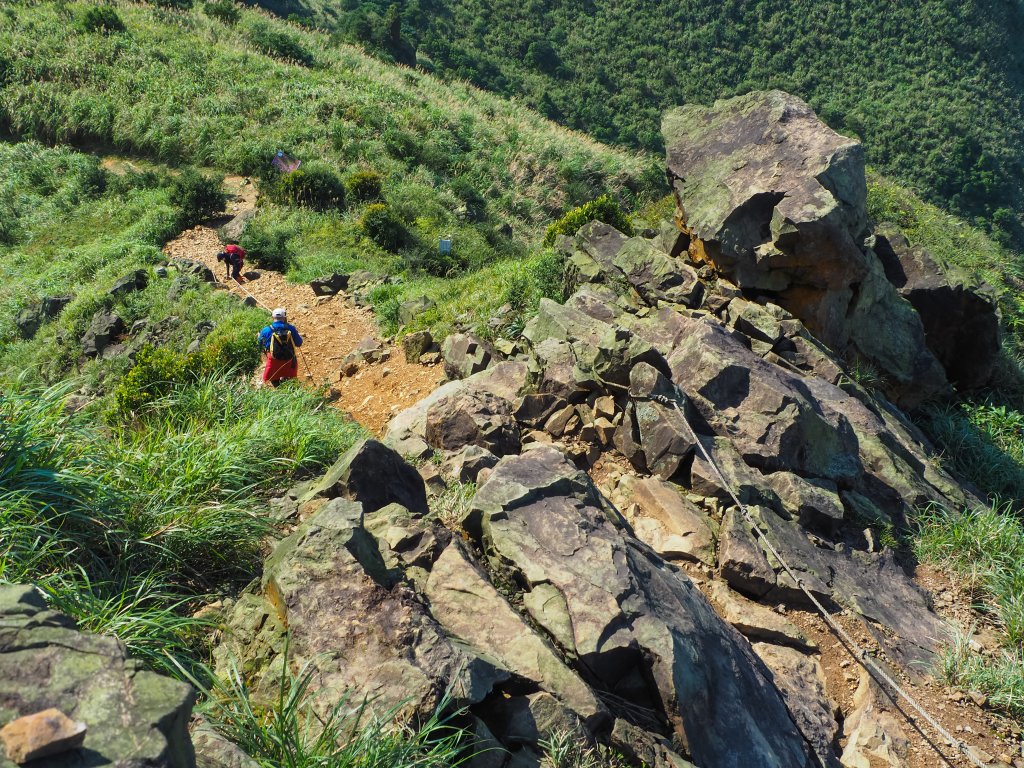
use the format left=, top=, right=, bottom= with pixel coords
left=258, top=308, right=303, bottom=386
left=217, top=243, right=246, bottom=282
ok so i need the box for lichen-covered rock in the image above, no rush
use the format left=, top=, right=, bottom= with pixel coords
left=663, top=90, right=948, bottom=406
left=0, top=585, right=195, bottom=768
left=216, top=499, right=508, bottom=720
left=565, top=222, right=704, bottom=308
left=441, top=333, right=492, bottom=379
left=424, top=541, right=607, bottom=729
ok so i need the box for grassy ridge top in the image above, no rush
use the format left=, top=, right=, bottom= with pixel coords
left=0, top=0, right=660, bottom=240
left=279, top=0, right=1024, bottom=242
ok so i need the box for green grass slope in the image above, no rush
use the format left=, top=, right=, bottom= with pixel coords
left=0, top=0, right=660, bottom=241
left=277, top=0, right=1024, bottom=243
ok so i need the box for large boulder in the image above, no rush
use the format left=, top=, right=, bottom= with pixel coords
left=383, top=361, right=530, bottom=459
left=424, top=389, right=521, bottom=457
left=309, top=273, right=348, bottom=296
left=218, top=209, right=255, bottom=244
left=81, top=309, right=126, bottom=358
left=469, top=448, right=818, bottom=768
left=0, top=585, right=195, bottom=768
left=872, top=225, right=1000, bottom=390
left=302, top=439, right=429, bottom=516
left=215, top=499, right=508, bottom=720
left=663, top=90, right=947, bottom=406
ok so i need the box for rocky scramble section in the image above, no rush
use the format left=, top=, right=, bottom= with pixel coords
left=209, top=92, right=1012, bottom=766
left=7, top=94, right=1014, bottom=768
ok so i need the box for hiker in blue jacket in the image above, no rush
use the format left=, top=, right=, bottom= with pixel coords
left=258, top=307, right=303, bottom=386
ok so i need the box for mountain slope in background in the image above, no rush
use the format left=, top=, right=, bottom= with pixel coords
left=272, top=0, right=1024, bottom=243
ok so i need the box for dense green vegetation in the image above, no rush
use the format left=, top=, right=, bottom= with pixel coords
left=0, top=0, right=660, bottom=252
left=0, top=140, right=367, bottom=681
left=265, top=0, right=1024, bottom=245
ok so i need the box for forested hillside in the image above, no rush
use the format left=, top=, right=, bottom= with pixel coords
left=274, top=0, right=1024, bottom=244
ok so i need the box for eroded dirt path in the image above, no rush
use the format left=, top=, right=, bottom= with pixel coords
left=162, top=178, right=442, bottom=435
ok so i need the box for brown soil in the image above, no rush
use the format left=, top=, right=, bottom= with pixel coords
left=161, top=178, right=442, bottom=436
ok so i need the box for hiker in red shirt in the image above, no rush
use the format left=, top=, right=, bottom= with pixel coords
left=258, top=308, right=303, bottom=386
left=217, top=243, right=246, bottom=282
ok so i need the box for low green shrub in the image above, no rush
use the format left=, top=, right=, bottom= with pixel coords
left=543, top=194, right=633, bottom=246
left=239, top=218, right=294, bottom=271
left=202, top=0, right=239, bottom=25
left=78, top=6, right=126, bottom=34
left=170, top=169, right=225, bottom=228
left=264, top=165, right=345, bottom=211
left=246, top=19, right=312, bottom=66
left=361, top=203, right=408, bottom=252
left=114, top=346, right=206, bottom=415
left=450, top=177, right=487, bottom=221
left=408, top=241, right=466, bottom=278
left=344, top=169, right=383, bottom=203
left=531, top=248, right=566, bottom=302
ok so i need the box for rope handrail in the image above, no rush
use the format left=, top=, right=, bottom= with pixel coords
left=646, top=389, right=990, bottom=768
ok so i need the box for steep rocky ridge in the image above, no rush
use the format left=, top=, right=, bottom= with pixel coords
left=210, top=94, right=1006, bottom=766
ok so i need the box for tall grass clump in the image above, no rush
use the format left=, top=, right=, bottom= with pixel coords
left=916, top=502, right=1024, bottom=716
left=0, top=378, right=365, bottom=678
left=191, top=653, right=473, bottom=768
left=918, top=402, right=1024, bottom=507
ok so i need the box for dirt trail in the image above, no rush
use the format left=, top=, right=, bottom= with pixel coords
left=162, top=177, right=442, bottom=435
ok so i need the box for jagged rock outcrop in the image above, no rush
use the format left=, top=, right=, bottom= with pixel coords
left=471, top=447, right=817, bottom=767
left=663, top=90, right=949, bottom=406
left=223, top=89, right=994, bottom=767
left=81, top=309, right=126, bottom=358
left=0, top=585, right=195, bottom=768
